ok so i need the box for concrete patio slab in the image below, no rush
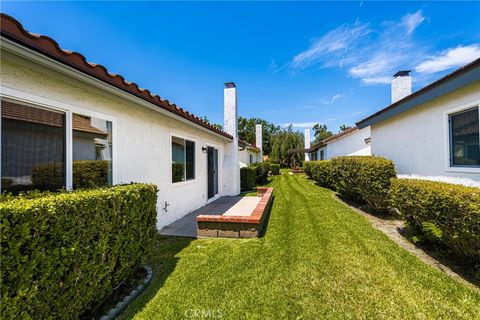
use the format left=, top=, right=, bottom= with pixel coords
left=159, top=196, right=246, bottom=238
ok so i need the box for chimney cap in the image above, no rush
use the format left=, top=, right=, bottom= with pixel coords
left=224, top=82, right=236, bottom=88
left=393, top=70, right=411, bottom=78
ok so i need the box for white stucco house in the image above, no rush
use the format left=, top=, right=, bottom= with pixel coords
left=357, top=60, right=480, bottom=184
left=302, top=126, right=371, bottom=161
left=0, top=14, right=244, bottom=229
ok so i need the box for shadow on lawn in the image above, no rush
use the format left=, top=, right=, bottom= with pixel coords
left=334, top=191, right=480, bottom=288
left=258, top=195, right=275, bottom=238
left=119, top=235, right=193, bottom=319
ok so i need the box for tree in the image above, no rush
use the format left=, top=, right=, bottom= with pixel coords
left=270, top=125, right=304, bottom=168
left=238, top=117, right=280, bottom=155
left=312, top=123, right=333, bottom=144
left=339, top=124, right=352, bottom=132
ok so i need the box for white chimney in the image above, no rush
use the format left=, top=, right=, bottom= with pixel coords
left=391, top=70, right=412, bottom=103
left=223, top=82, right=240, bottom=195
left=304, top=128, right=311, bottom=161
left=255, top=124, right=263, bottom=162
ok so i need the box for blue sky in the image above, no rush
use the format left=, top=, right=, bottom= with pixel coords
left=2, top=1, right=480, bottom=133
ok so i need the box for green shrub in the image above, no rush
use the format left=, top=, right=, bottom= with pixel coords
left=304, top=161, right=314, bottom=179
left=251, top=162, right=270, bottom=184
left=73, top=160, right=110, bottom=189
left=0, top=184, right=158, bottom=319
left=390, top=178, right=480, bottom=261
left=332, top=156, right=396, bottom=210
left=270, top=164, right=280, bottom=175
left=310, top=160, right=334, bottom=189
left=240, top=167, right=257, bottom=192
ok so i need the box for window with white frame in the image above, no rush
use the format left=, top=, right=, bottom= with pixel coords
left=320, top=150, right=325, bottom=160
left=1, top=100, right=113, bottom=193
left=449, top=106, right=479, bottom=167
left=172, top=136, right=195, bottom=183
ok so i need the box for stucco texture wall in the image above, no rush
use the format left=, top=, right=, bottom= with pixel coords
left=1, top=51, right=232, bottom=228
left=371, top=81, right=480, bottom=181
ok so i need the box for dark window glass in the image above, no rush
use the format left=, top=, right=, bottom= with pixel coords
left=72, top=114, right=113, bottom=189
left=450, top=107, right=479, bottom=167
left=1, top=101, right=66, bottom=193
left=320, top=150, right=325, bottom=160
left=172, top=136, right=185, bottom=183
left=185, top=140, right=195, bottom=180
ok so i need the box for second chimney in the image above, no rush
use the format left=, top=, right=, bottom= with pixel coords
left=391, top=70, right=412, bottom=103
left=304, top=128, right=311, bottom=162
left=255, top=124, right=263, bottom=162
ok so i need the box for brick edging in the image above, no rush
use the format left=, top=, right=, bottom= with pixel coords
left=196, top=187, right=273, bottom=224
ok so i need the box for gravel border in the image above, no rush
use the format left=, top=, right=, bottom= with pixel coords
left=100, top=266, right=153, bottom=320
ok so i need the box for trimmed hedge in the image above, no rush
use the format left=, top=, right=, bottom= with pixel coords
left=240, top=167, right=257, bottom=192
left=252, top=162, right=270, bottom=184
left=310, top=160, right=334, bottom=189
left=304, top=161, right=314, bottom=179
left=332, top=156, right=396, bottom=211
left=390, top=178, right=480, bottom=261
left=270, top=164, right=280, bottom=175
left=0, top=184, right=158, bottom=319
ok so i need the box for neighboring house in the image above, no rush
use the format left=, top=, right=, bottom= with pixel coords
left=302, top=126, right=371, bottom=161
left=238, top=139, right=261, bottom=167
left=357, top=59, right=480, bottom=183
left=0, top=14, right=242, bottom=229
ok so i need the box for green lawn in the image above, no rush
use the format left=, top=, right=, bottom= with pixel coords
left=122, top=172, right=480, bottom=319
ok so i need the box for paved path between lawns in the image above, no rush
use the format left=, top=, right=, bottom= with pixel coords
left=159, top=196, right=261, bottom=238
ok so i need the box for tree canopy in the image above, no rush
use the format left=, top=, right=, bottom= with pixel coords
left=312, top=124, right=333, bottom=144
left=238, top=117, right=280, bottom=155
left=270, top=125, right=304, bottom=168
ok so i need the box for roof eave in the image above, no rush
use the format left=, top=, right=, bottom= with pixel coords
left=357, top=61, right=480, bottom=129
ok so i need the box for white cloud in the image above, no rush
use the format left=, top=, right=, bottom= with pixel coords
left=291, top=23, right=371, bottom=69
left=282, top=121, right=321, bottom=128
left=330, top=94, right=344, bottom=104
left=401, top=10, right=425, bottom=35
left=289, top=10, right=427, bottom=85
left=415, top=44, right=480, bottom=74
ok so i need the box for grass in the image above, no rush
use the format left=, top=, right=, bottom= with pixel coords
left=121, top=172, right=480, bottom=319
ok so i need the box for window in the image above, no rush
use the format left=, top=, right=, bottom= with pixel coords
left=249, top=154, right=254, bottom=164
left=72, top=113, right=113, bottom=188
left=320, top=150, right=325, bottom=160
left=172, top=136, right=195, bottom=183
left=449, top=107, right=479, bottom=167
left=1, top=101, right=66, bottom=193
left=310, top=152, right=317, bottom=161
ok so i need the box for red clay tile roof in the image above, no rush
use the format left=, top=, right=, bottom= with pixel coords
left=288, top=127, right=359, bottom=154
left=238, top=138, right=260, bottom=152
left=0, top=13, right=233, bottom=139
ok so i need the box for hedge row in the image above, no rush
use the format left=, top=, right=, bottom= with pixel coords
left=305, top=156, right=396, bottom=211
left=270, top=164, right=280, bottom=175
left=332, top=156, right=396, bottom=211
left=240, top=167, right=256, bottom=192
left=390, top=179, right=480, bottom=261
left=0, top=184, right=158, bottom=319
left=251, top=162, right=270, bottom=184
left=310, top=160, right=334, bottom=189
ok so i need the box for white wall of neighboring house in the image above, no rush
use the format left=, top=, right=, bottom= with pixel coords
left=370, top=81, right=480, bottom=182
left=311, top=127, right=371, bottom=160
left=238, top=148, right=260, bottom=167
left=326, top=127, right=371, bottom=158
left=0, top=49, right=236, bottom=229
